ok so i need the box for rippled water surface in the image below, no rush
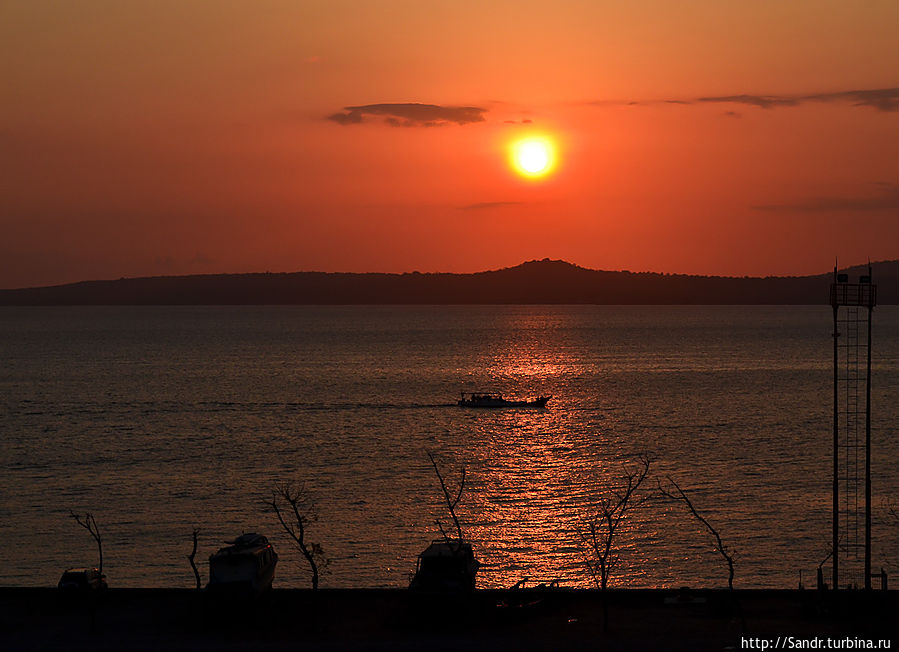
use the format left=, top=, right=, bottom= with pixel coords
left=2, top=306, right=898, bottom=589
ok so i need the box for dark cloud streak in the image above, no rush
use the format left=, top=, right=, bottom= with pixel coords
left=458, top=201, right=525, bottom=211
left=327, top=103, right=487, bottom=127
left=807, top=88, right=899, bottom=112
left=698, top=88, right=899, bottom=112
left=752, top=184, right=899, bottom=213
left=698, top=94, right=800, bottom=108
left=596, top=87, right=899, bottom=112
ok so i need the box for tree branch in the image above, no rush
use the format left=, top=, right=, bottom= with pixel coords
left=70, top=511, right=103, bottom=575
left=188, top=528, right=201, bottom=590
left=427, top=451, right=466, bottom=550
left=580, top=456, right=652, bottom=591
left=658, top=476, right=735, bottom=590
left=265, top=482, right=327, bottom=589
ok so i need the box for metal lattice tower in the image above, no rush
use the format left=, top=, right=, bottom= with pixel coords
left=830, top=265, right=876, bottom=589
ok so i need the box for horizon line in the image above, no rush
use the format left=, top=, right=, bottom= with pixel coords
left=2, top=257, right=893, bottom=292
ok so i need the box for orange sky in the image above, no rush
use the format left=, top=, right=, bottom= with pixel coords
left=2, top=1, right=898, bottom=288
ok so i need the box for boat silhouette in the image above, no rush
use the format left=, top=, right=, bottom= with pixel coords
left=457, top=391, right=551, bottom=408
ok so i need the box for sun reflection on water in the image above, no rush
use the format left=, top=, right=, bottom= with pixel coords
left=451, top=326, right=737, bottom=589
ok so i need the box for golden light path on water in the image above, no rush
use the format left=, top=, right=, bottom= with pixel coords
left=435, top=311, right=747, bottom=589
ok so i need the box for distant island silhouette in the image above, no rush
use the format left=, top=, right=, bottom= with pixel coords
left=1, top=259, right=895, bottom=305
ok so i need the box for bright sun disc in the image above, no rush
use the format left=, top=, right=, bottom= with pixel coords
left=510, top=137, right=555, bottom=178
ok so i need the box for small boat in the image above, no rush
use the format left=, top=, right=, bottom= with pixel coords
left=207, top=533, right=278, bottom=596
left=458, top=391, right=551, bottom=408
left=409, top=539, right=480, bottom=592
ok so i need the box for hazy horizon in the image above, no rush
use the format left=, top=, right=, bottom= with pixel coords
left=4, top=256, right=896, bottom=292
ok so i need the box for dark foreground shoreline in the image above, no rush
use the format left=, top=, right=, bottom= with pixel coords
left=1, top=588, right=896, bottom=651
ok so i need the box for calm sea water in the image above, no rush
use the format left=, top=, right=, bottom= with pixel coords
left=1, top=306, right=898, bottom=590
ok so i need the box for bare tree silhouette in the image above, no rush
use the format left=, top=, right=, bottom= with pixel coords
left=409, top=451, right=480, bottom=592
left=581, top=456, right=652, bottom=590
left=187, top=528, right=201, bottom=590
left=658, top=476, right=735, bottom=589
left=580, top=456, right=652, bottom=633
left=658, top=475, right=747, bottom=631
left=70, top=512, right=103, bottom=574
left=427, top=450, right=467, bottom=551
left=265, top=482, right=328, bottom=589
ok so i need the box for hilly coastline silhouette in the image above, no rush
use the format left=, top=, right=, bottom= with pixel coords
left=1, top=259, right=896, bottom=305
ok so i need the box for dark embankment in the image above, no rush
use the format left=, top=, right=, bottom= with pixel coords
left=1, top=588, right=895, bottom=651
left=1, top=259, right=896, bottom=305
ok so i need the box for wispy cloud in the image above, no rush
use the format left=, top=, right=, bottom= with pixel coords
left=808, top=88, right=899, bottom=112
left=698, top=88, right=899, bottom=112
left=595, top=87, right=899, bottom=112
left=752, top=183, right=899, bottom=212
left=458, top=201, right=525, bottom=211
left=697, top=94, right=800, bottom=109
left=327, top=103, right=487, bottom=127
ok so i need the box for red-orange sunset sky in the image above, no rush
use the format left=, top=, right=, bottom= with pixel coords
left=2, top=1, right=899, bottom=288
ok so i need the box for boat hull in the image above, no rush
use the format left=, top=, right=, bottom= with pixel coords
left=457, top=396, right=550, bottom=408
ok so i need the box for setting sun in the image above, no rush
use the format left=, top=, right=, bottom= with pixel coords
left=510, top=136, right=556, bottom=179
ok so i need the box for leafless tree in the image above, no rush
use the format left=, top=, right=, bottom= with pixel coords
left=580, top=455, right=652, bottom=591
left=427, top=450, right=467, bottom=551
left=579, top=455, right=652, bottom=633
left=187, top=528, right=201, bottom=590
left=265, top=482, right=328, bottom=589
left=658, top=476, right=735, bottom=590
left=70, top=512, right=103, bottom=574
left=658, top=476, right=747, bottom=632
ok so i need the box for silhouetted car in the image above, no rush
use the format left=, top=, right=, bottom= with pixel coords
left=57, top=568, right=107, bottom=592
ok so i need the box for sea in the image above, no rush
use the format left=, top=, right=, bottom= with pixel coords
left=1, top=305, right=898, bottom=590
